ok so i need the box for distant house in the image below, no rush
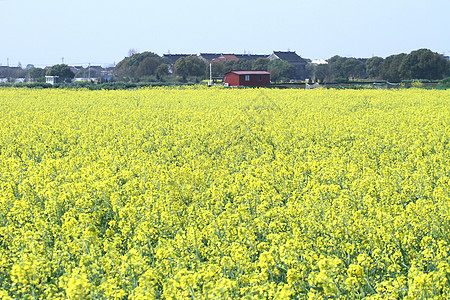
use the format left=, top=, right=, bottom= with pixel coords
left=212, top=54, right=239, bottom=62
left=45, top=76, right=59, bottom=85
left=234, top=54, right=268, bottom=61
left=201, top=53, right=269, bottom=64
left=224, top=70, right=271, bottom=87
left=198, top=53, right=223, bottom=63
left=268, top=51, right=307, bottom=79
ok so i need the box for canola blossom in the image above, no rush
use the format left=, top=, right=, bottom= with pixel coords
left=0, top=87, right=449, bottom=299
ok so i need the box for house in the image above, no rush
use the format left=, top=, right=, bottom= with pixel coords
left=212, top=54, right=239, bottom=62
left=234, top=54, right=268, bottom=61
left=224, top=70, right=270, bottom=87
left=267, top=51, right=308, bottom=79
left=198, top=53, right=223, bottom=63
left=45, top=76, right=59, bottom=85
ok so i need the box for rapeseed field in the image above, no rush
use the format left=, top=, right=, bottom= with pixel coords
left=0, top=87, right=449, bottom=299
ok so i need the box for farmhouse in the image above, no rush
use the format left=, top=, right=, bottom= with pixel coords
left=268, top=51, right=307, bottom=79
left=224, top=70, right=270, bottom=87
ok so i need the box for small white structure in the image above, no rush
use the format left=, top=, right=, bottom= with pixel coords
left=311, top=59, right=328, bottom=65
left=45, top=76, right=59, bottom=85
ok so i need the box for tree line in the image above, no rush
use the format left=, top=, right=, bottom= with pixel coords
left=2, top=48, right=449, bottom=84
left=114, top=48, right=449, bottom=83
left=0, top=64, right=98, bottom=83
left=113, top=52, right=298, bottom=83
left=310, top=49, right=449, bottom=83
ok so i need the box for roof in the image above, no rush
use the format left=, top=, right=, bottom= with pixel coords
left=199, top=53, right=223, bottom=62
left=163, top=54, right=193, bottom=64
left=225, top=70, right=271, bottom=75
left=272, top=51, right=306, bottom=63
left=213, top=54, right=239, bottom=62
left=234, top=54, right=268, bottom=61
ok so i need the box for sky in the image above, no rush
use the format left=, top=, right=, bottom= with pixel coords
left=1, top=0, right=449, bottom=68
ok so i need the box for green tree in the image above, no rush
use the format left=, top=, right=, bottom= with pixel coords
left=366, top=57, right=384, bottom=79
left=268, top=59, right=296, bottom=82
left=28, top=68, right=46, bottom=82
left=174, top=56, right=206, bottom=79
left=136, top=57, right=161, bottom=78
left=399, top=49, right=449, bottom=80
left=328, top=55, right=347, bottom=79
left=232, top=59, right=252, bottom=71
left=381, top=53, right=406, bottom=82
left=314, top=64, right=332, bottom=83
left=46, top=64, right=75, bottom=83
left=155, top=64, right=169, bottom=80
left=207, top=61, right=226, bottom=77
left=343, top=58, right=366, bottom=79
left=252, top=58, right=270, bottom=71
left=115, top=51, right=161, bottom=81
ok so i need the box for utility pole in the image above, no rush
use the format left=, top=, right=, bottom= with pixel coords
left=208, top=63, right=212, bottom=87
left=88, top=63, right=91, bottom=80
left=7, top=57, right=9, bottom=67
left=62, top=57, right=64, bottom=64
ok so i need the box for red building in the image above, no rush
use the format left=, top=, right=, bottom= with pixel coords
left=224, top=70, right=271, bottom=87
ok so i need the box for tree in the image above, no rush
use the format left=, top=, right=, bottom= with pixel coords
left=399, top=49, right=449, bottom=80
left=341, top=58, right=366, bottom=79
left=366, top=57, right=384, bottom=79
left=381, top=53, right=406, bottom=82
left=46, top=64, right=75, bottom=83
left=28, top=68, right=46, bottom=82
left=208, top=61, right=226, bottom=77
left=314, top=64, right=332, bottom=83
left=156, top=64, right=169, bottom=80
left=252, top=58, right=269, bottom=71
left=174, top=56, right=206, bottom=79
left=135, top=57, right=161, bottom=78
left=75, top=68, right=101, bottom=79
left=115, top=52, right=161, bottom=81
left=328, top=55, right=347, bottom=79
left=268, top=59, right=296, bottom=82
left=231, top=59, right=252, bottom=71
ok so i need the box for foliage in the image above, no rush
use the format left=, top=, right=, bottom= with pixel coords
left=438, top=77, right=450, bottom=88
left=252, top=58, right=270, bottom=71
left=174, top=56, right=206, bottom=79
left=232, top=59, right=253, bottom=71
left=314, top=63, right=332, bottom=83
left=28, top=68, right=47, bottom=82
left=74, top=68, right=101, bottom=79
left=0, top=88, right=450, bottom=299
left=267, top=59, right=296, bottom=82
left=135, top=57, right=162, bottom=78
left=366, top=56, right=384, bottom=79
left=328, top=56, right=367, bottom=80
left=115, top=52, right=162, bottom=81
left=155, top=64, right=169, bottom=80
left=399, top=49, right=450, bottom=80
left=46, top=64, right=75, bottom=83
left=381, top=53, right=407, bottom=82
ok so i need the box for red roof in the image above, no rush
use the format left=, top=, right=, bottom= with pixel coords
left=213, top=54, right=239, bottom=62
left=225, top=70, right=271, bottom=75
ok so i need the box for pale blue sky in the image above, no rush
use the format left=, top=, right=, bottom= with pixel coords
left=1, top=0, right=449, bottom=67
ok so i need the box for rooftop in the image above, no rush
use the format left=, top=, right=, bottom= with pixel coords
left=226, top=70, right=271, bottom=75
